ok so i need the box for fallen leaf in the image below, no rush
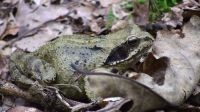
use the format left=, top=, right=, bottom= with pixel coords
left=89, top=20, right=101, bottom=33
left=162, top=0, right=200, bottom=28
left=15, top=0, right=70, bottom=30
left=1, top=21, right=19, bottom=39
left=133, top=1, right=149, bottom=25
left=84, top=68, right=170, bottom=112
left=139, top=53, right=169, bottom=85
left=112, top=4, right=129, bottom=19
left=0, top=2, right=13, bottom=37
left=111, top=19, right=128, bottom=32
left=137, top=15, right=200, bottom=105
left=14, top=23, right=73, bottom=51
left=99, top=0, right=121, bottom=7
left=32, top=0, right=50, bottom=6
left=0, top=19, right=7, bottom=37
left=162, top=7, right=183, bottom=27
left=75, top=6, right=94, bottom=23
left=7, top=106, right=42, bottom=112
left=10, top=0, right=75, bottom=51
left=0, top=41, right=7, bottom=49
left=92, top=8, right=107, bottom=17
left=99, top=98, right=133, bottom=111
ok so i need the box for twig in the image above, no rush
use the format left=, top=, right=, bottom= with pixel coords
left=0, top=80, right=35, bottom=101
left=0, top=80, right=71, bottom=111
left=0, top=79, right=101, bottom=111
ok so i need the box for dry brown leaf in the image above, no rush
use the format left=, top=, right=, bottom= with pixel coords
left=32, top=0, right=50, bottom=6
left=12, top=1, right=106, bottom=51
left=0, top=41, right=7, bottom=49
left=89, top=20, right=101, bottom=33
left=3, top=0, right=19, bottom=4
left=0, top=19, right=7, bottom=37
left=12, top=0, right=74, bottom=51
left=111, top=20, right=128, bottom=32
left=85, top=68, right=170, bottom=112
left=162, top=0, right=200, bottom=27
left=0, top=2, right=14, bottom=37
left=7, top=106, right=42, bottom=112
left=112, top=4, right=129, bottom=19
left=75, top=6, right=94, bottom=23
left=99, top=0, right=121, bottom=7
left=162, top=7, right=183, bottom=27
left=133, top=1, right=149, bottom=25
left=15, top=0, right=70, bottom=30
left=1, top=23, right=19, bottom=38
left=14, top=23, right=73, bottom=51
left=92, top=8, right=107, bottom=17
left=136, top=15, right=200, bottom=105
left=99, top=98, right=133, bottom=111
left=139, top=53, right=168, bottom=85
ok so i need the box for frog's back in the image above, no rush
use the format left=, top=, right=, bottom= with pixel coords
left=33, top=27, right=135, bottom=83
left=33, top=35, right=109, bottom=83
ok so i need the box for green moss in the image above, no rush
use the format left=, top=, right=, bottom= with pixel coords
left=138, top=0, right=146, bottom=4
left=106, top=8, right=116, bottom=29
left=149, top=0, right=182, bottom=21
left=121, top=0, right=134, bottom=11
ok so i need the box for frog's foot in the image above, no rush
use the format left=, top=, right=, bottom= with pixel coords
left=53, top=83, right=89, bottom=102
left=28, top=82, right=72, bottom=111
left=54, top=84, right=82, bottom=93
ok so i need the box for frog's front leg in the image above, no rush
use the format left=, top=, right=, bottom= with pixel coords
left=9, top=50, right=56, bottom=89
left=9, top=62, right=36, bottom=89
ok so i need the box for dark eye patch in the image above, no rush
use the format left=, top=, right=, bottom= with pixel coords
left=105, top=45, right=129, bottom=64
left=105, top=39, right=140, bottom=65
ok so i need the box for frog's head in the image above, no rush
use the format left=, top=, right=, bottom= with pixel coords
left=105, top=27, right=154, bottom=67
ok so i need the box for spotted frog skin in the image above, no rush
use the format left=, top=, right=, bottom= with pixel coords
left=9, top=24, right=153, bottom=101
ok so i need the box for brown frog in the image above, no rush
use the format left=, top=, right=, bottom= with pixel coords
left=9, top=24, right=154, bottom=101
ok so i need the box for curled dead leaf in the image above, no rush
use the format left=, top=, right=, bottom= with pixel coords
left=84, top=68, right=170, bottom=112
left=138, top=53, right=169, bottom=85
left=7, top=106, right=42, bottom=112
left=137, top=15, right=200, bottom=105
left=99, top=0, right=121, bottom=7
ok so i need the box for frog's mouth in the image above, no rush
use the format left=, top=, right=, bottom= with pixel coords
left=105, top=38, right=151, bottom=65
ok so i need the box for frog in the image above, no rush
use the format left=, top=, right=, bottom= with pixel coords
left=9, top=24, right=154, bottom=102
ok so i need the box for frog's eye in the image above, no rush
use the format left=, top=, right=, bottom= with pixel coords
left=127, top=35, right=137, bottom=41
left=126, top=38, right=140, bottom=47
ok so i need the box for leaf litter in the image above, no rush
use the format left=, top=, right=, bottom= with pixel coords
left=0, top=0, right=200, bottom=111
